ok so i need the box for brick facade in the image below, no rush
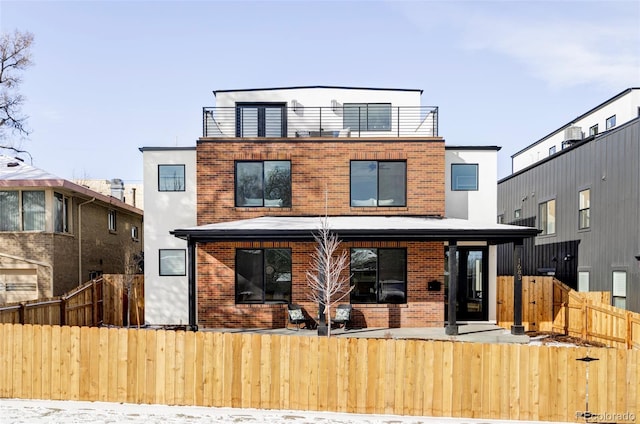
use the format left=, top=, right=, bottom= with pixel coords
left=195, top=137, right=447, bottom=329
left=197, top=240, right=445, bottom=329
left=197, top=138, right=445, bottom=223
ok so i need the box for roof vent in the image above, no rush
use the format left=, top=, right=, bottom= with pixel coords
left=7, top=162, right=20, bottom=168
left=563, top=126, right=582, bottom=142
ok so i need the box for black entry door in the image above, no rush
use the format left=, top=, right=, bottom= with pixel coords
left=445, top=247, right=489, bottom=321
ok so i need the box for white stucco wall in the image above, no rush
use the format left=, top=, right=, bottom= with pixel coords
left=512, top=89, right=640, bottom=172
left=445, top=148, right=498, bottom=223
left=141, top=147, right=196, bottom=326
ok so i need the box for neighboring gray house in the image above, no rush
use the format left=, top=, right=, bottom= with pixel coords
left=497, top=117, right=640, bottom=312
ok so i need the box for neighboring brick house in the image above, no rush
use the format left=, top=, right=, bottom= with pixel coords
left=143, top=86, right=537, bottom=333
left=0, top=155, right=144, bottom=303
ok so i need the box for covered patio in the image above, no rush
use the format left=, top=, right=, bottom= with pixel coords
left=171, top=215, right=539, bottom=335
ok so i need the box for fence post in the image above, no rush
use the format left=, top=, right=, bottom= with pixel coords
left=18, top=302, right=25, bottom=324
left=582, top=301, right=588, bottom=341
left=92, top=279, right=98, bottom=326
left=627, top=311, right=632, bottom=349
left=60, top=296, right=66, bottom=326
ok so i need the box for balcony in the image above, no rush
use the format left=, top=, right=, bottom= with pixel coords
left=202, top=105, right=438, bottom=138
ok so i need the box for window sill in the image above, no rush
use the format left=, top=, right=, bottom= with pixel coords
left=350, top=303, right=408, bottom=308
left=109, top=230, right=118, bottom=235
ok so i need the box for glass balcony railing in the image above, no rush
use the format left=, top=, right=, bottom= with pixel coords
left=202, top=105, right=438, bottom=138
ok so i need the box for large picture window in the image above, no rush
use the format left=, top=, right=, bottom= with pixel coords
left=538, top=199, right=556, bottom=235
left=236, top=249, right=292, bottom=304
left=451, top=164, right=479, bottom=191
left=158, top=164, right=185, bottom=191
left=159, top=249, right=186, bottom=276
left=578, top=189, right=590, bottom=230
left=235, top=161, right=291, bottom=207
left=350, top=161, right=406, bottom=207
left=344, top=103, right=391, bottom=131
left=350, top=248, right=406, bottom=304
left=0, top=190, right=45, bottom=231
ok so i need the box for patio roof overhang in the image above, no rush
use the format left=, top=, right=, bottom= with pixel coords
left=170, top=215, right=540, bottom=244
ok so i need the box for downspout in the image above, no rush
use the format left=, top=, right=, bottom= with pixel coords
left=78, top=198, right=96, bottom=285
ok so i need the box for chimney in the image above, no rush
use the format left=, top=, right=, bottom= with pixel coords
left=110, top=178, right=124, bottom=201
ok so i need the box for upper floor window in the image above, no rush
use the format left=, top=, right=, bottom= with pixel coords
left=236, top=161, right=291, bottom=207
left=131, top=225, right=139, bottom=241
left=514, top=209, right=521, bottom=219
left=350, top=161, right=406, bottom=207
left=236, top=249, right=292, bottom=304
left=236, top=103, right=286, bottom=137
left=0, top=190, right=45, bottom=232
left=344, top=103, right=391, bottom=132
left=549, top=146, right=556, bottom=155
left=589, top=124, right=598, bottom=136
left=54, top=192, right=70, bottom=233
left=108, top=210, right=117, bottom=232
left=538, top=199, right=556, bottom=235
left=159, top=249, right=186, bottom=276
left=350, top=248, right=406, bottom=304
left=606, top=115, right=616, bottom=130
left=451, top=163, right=479, bottom=191
left=497, top=214, right=504, bottom=224
left=578, top=189, right=590, bottom=230
left=158, top=164, right=185, bottom=191
left=612, top=270, right=626, bottom=309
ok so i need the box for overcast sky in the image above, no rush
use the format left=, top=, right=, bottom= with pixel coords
left=1, top=0, right=638, bottom=182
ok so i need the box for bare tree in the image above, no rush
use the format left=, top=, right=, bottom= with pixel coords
left=0, top=30, right=34, bottom=147
left=306, top=217, right=353, bottom=337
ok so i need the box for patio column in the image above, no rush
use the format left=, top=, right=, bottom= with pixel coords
left=445, top=241, right=458, bottom=335
left=511, top=239, right=525, bottom=335
left=187, top=237, right=198, bottom=331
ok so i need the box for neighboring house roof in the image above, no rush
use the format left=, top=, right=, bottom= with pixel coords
left=213, top=85, right=424, bottom=95
left=511, top=87, right=640, bottom=158
left=445, top=145, right=502, bottom=151
left=0, top=155, right=143, bottom=216
left=171, top=216, right=539, bottom=243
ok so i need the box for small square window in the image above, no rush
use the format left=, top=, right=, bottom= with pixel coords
left=549, top=146, right=556, bottom=155
left=497, top=214, right=504, bottom=224
left=606, top=115, right=616, bottom=130
left=159, top=249, right=186, bottom=276
left=451, top=164, right=478, bottom=191
left=589, top=124, right=598, bottom=136
left=514, top=209, right=521, bottom=219
left=158, top=165, right=186, bottom=191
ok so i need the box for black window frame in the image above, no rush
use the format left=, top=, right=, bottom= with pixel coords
left=538, top=199, right=556, bottom=235
left=578, top=189, right=590, bottom=230
left=350, top=248, right=407, bottom=304
left=158, top=164, right=186, bottom=192
left=350, top=160, right=407, bottom=207
left=235, top=160, right=292, bottom=208
left=54, top=192, right=70, bottom=233
left=235, top=102, right=287, bottom=137
left=606, top=115, right=616, bottom=130
left=589, top=124, right=598, bottom=136
left=451, top=163, right=479, bottom=191
left=159, top=249, right=186, bottom=276
left=235, top=248, right=292, bottom=304
left=343, top=103, right=392, bottom=132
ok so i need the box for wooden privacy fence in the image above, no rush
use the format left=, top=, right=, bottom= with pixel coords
left=0, top=275, right=144, bottom=327
left=0, top=323, right=638, bottom=423
left=497, top=276, right=640, bottom=349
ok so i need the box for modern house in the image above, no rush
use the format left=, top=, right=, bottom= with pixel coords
left=498, top=91, right=640, bottom=312
left=0, top=155, right=144, bottom=304
left=142, top=86, right=538, bottom=332
left=511, top=88, right=639, bottom=173
left=139, top=146, right=196, bottom=326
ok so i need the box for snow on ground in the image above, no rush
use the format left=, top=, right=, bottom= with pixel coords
left=0, top=399, right=569, bottom=424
